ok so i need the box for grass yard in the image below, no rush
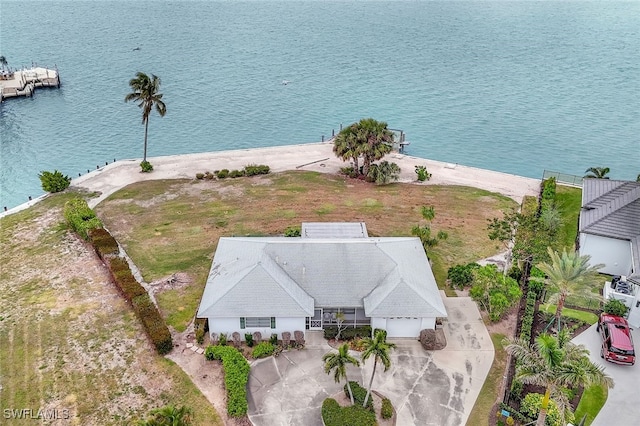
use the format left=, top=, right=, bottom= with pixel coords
left=554, top=185, right=582, bottom=250
left=539, top=304, right=599, bottom=325
left=0, top=194, right=222, bottom=425
left=94, top=171, right=517, bottom=330
left=466, top=333, right=507, bottom=426
left=574, top=383, right=608, bottom=426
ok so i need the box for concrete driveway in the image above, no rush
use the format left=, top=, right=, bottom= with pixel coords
left=572, top=323, right=640, bottom=426
left=247, top=297, right=494, bottom=426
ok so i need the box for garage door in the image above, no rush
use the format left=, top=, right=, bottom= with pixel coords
left=385, top=318, right=422, bottom=338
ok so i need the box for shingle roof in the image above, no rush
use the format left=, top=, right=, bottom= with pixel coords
left=197, top=236, right=447, bottom=319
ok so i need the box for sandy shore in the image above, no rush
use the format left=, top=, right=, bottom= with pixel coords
left=1, top=141, right=540, bottom=216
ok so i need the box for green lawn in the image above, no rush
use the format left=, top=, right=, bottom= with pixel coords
left=539, top=304, right=599, bottom=325
left=574, top=383, right=608, bottom=426
left=554, top=185, right=582, bottom=250
left=466, top=333, right=507, bottom=426
left=0, top=194, right=222, bottom=425
left=96, top=171, right=516, bottom=330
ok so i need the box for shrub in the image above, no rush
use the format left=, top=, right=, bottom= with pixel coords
left=519, top=290, right=538, bottom=343
left=195, top=173, right=205, bottom=179
left=284, top=225, right=301, bottom=237
left=324, top=325, right=371, bottom=340
left=194, top=318, right=207, bottom=345
left=339, top=166, right=357, bottom=178
left=367, top=161, right=401, bottom=185
left=269, top=333, right=278, bottom=345
left=447, top=263, right=480, bottom=288
left=107, top=257, right=147, bottom=301
left=229, top=169, right=244, bottom=178
left=244, top=333, right=254, bottom=347
left=415, top=165, right=431, bottom=182
left=204, top=171, right=215, bottom=180
left=88, top=227, right=119, bottom=258
left=520, top=392, right=571, bottom=426
left=322, top=398, right=376, bottom=426
left=603, top=298, right=629, bottom=317
left=219, top=333, right=227, bottom=346
left=39, top=170, right=71, bottom=193
left=381, top=397, right=393, bottom=419
left=204, top=345, right=250, bottom=417
left=132, top=294, right=173, bottom=354
left=140, top=160, right=153, bottom=173
left=252, top=342, right=275, bottom=358
left=344, top=381, right=374, bottom=412
left=509, top=379, right=523, bottom=403
left=63, top=198, right=103, bottom=240
left=217, top=169, right=229, bottom=179
left=244, top=164, right=270, bottom=176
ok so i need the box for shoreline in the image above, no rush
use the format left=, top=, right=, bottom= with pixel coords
left=0, top=141, right=541, bottom=218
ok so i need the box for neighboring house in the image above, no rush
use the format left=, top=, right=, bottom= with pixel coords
left=579, top=179, right=640, bottom=327
left=197, top=223, right=447, bottom=339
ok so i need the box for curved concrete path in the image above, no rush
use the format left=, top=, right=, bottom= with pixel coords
left=247, top=296, right=494, bottom=426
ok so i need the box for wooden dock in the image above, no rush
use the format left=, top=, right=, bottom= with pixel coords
left=0, top=66, right=60, bottom=101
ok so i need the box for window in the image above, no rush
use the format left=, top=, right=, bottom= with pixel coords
left=240, top=317, right=275, bottom=328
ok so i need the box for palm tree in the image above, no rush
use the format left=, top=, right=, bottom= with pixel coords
left=322, top=343, right=360, bottom=405
left=333, top=125, right=360, bottom=174
left=361, top=329, right=396, bottom=407
left=138, top=404, right=193, bottom=425
left=332, top=118, right=394, bottom=178
left=358, top=118, right=395, bottom=176
left=583, top=167, right=610, bottom=179
left=533, top=247, right=603, bottom=330
left=505, top=331, right=613, bottom=426
left=0, top=56, right=7, bottom=71
left=125, top=72, right=166, bottom=164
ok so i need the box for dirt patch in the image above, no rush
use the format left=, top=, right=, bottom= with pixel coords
left=485, top=306, right=518, bottom=338
left=149, top=272, right=195, bottom=293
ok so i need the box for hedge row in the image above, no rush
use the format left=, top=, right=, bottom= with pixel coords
left=539, top=177, right=556, bottom=214
left=205, top=345, right=250, bottom=417
left=63, top=198, right=102, bottom=240
left=252, top=342, right=275, bottom=358
left=519, top=290, right=538, bottom=344
left=84, top=226, right=172, bottom=355
left=344, top=381, right=374, bottom=412
left=321, top=398, right=376, bottom=426
left=132, top=294, right=173, bottom=354
left=107, top=257, right=147, bottom=301
left=324, top=325, right=371, bottom=340
left=88, top=227, right=119, bottom=258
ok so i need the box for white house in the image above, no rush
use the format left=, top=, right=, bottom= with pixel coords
left=579, top=179, right=640, bottom=327
left=196, top=223, right=448, bottom=339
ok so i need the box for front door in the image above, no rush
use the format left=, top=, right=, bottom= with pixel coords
left=308, top=308, right=323, bottom=330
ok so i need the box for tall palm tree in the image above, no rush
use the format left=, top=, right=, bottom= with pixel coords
left=505, top=331, right=613, bottom=426
left=125, top=72, right=166, bottom=164
left=138, top=404, right=193, bottom=425
left=583, top=167, right=610, bottom=179
left=361, top=329, right=396, bottom=407
left=358, top=118, right=395, bottom=176
left=322, top=343, right=360, bottom=405
left=533, top=247, right=603, bottom=330
left=333, top=125, right=360, bottom=174
left=332, top=118, right=394, bottom=178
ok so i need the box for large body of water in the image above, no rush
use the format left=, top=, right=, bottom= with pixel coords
left=1, top=1, right=638, bottom=209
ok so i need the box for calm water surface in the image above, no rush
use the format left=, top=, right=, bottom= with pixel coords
left=1, top=0, right=639, bottom=208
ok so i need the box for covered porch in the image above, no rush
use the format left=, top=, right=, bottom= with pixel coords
left=305, top=307, right=370, bottom=330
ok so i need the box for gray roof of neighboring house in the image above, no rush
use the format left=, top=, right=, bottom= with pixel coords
left=197, top=236, right=447, bottom=319
left=580, top=179, right=640, bottom=240
left=580, top=179, right=640, bottom=280
left=301, top=222, right=368, bottom=238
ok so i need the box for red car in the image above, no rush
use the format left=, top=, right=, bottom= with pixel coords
left=597, top=313, right=635, bottom=366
